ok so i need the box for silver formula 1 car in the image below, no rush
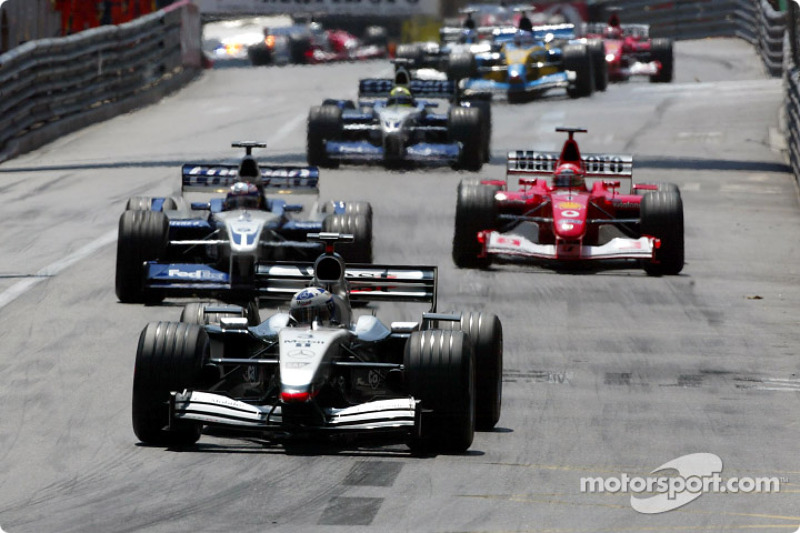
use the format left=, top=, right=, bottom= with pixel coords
left=132, top=233, right=503, bottom=453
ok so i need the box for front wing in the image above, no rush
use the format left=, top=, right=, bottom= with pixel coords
left=461, top=71, right=575, bottom=96
left=171, top=391, right=420, bottom=435
left=482, top=231, right=657, bottom=262
left=325, top=141, right=460, bottom=164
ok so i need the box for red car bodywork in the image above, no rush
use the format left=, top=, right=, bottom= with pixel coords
left=584, top=14, right=673, bottom=83
left=305, top=29, right=387, bottom=64
left=452, top=128, right=684, bottom=274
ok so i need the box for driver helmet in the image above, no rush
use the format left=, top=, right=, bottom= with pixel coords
left=553, top=163, right=586, bottom=188
left=387, top=86, right=414, bottom=107
left=290, top=287, right=338, bottom=326
left=513, top=29, right=533, bottom=47
left=223, top=181, right=262, bottom=210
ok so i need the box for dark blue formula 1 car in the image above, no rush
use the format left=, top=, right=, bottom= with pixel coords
left=306, top=74, right=490, bottom=171
left=115, top=142, right=373, bottom=305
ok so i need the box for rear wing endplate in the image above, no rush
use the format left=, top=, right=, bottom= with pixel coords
left=181, top=164, right=320, bottom=194
left=255, top=262, right=439, bottom=311
left=358, top=78, right=457, bottom=100
left=507, top=150, right=633, bottom=179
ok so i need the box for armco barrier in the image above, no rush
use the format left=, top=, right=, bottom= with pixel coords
left=0, top=0, right=201, bottom=163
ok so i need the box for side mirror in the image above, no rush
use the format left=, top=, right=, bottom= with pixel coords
left=191, top=202, right=211, bottom=211
left=283, top=204, right=304, bottom=213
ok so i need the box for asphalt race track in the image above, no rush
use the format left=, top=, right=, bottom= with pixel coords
left=0, top=38, right=798, bottom=532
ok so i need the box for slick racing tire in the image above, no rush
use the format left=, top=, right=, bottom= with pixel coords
left=132, top=322, right=211, bottom=447
left=440, top=312, right=503, bottom=430
left=452, top=180, right=498, bottom=269
left=563, top=44, right=595, bottom=98
left=461, top=97, right=492, bottom=163
left=649, top=38, right=674, bottom=83
left=635, top=182, right=681, bottom=197
left=405, top=330, right=475, bottom=454
left=586, top=38, right=608, bottom=92
left=323, top=213, right=373, bottom=263
left=115, top=210, right=168, bottom=303
left=289, top=36, right=311, bottom=64
left=448, top=107, right=484, bottom=171
left=180, top=301, right=261, bottom=326
left=307, top=105, right=343, bottom=168
left=125, top=196, right=177, bottom=212
left=446, top=51, right=478, bottom=81
left=247, top=44, right=272, bottom=66
left=395, top=43, right=424, bottom=68
left=641, top=191, right=684, bottom=276
left=320, top=200, right=374, bottom=225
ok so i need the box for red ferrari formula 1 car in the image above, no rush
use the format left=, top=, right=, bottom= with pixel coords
left=451, top=127, right=684, bottom=275
left=583, top=12, right=673, bottom=83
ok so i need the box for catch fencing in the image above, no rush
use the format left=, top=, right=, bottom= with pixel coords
left=0, top=0, right=202, bottom=163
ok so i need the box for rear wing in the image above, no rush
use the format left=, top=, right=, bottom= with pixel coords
left=181, top=164, right=320, bottom=194
left=583, top=22, right=650, bottom=38
left=256, top=262, right=439, bottom=311
left=358, top=78, right=457, bottom=101
left=507, top=150, right=633, bottom=179
left=492, top=23, right=577, bottom=42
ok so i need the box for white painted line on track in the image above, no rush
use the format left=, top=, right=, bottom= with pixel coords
left=0, top=229, right=117, bottom=311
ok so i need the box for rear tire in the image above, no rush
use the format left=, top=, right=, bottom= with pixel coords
left=446, top=51, right=477, bottom=81
left=323, top=213, right=373, bottom=263
left=641, top=191, right=684, bottom=275
left=448, top=107, right=484, bottom=171
left=440, top=312, right=502, bottom=430
left=307, top=105, right=342, bottom=168
left=586, top=38, right=608, bottom=92
left=180, top=302, right=260, bottom=326
left=452, top=180, right=497, bottom=268
left=132, top=322, right=209, bottom=446
left=115, top=210, right=168, bottom=303
left=320, top=200, right=373, bottom=226
left=395, top=43, right=423, bottom=68
left=405, top=330, right=475, bottom=454
left=649, top=38, right=674, bottom=83
left=563, top=44, right=594, bottom=98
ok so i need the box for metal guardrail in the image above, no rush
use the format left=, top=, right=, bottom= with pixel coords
left=0, top=1, right=201, bottom=163
left=784, top=1, right=800, bottom=182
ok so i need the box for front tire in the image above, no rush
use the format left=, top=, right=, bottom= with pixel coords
left=448, top=107, right=484, bottom=171
left=132, top=322, right=210, bottom=446
left=115, top=210, right=169, bottom=303
left=307, top=105, right=342, bottom=168
left=641, top=191, right=684, bottom=275
left=649, top=38, right=674, bottom=83
left=452, top=180, right=497, bottom=268
left=405, top=330, right=475, bottom=453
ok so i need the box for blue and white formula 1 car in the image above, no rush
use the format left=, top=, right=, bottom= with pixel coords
left=115, top=142, right=373, bottom=305
left=132, top=233, right=503, bottom=453
left=306, top=75, right=490, bottom=171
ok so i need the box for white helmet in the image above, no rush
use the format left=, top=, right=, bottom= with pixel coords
left=290, top=287, right=337, bottom=326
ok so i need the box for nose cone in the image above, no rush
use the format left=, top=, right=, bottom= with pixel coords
left=552, top=196, right=588, bottom=239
